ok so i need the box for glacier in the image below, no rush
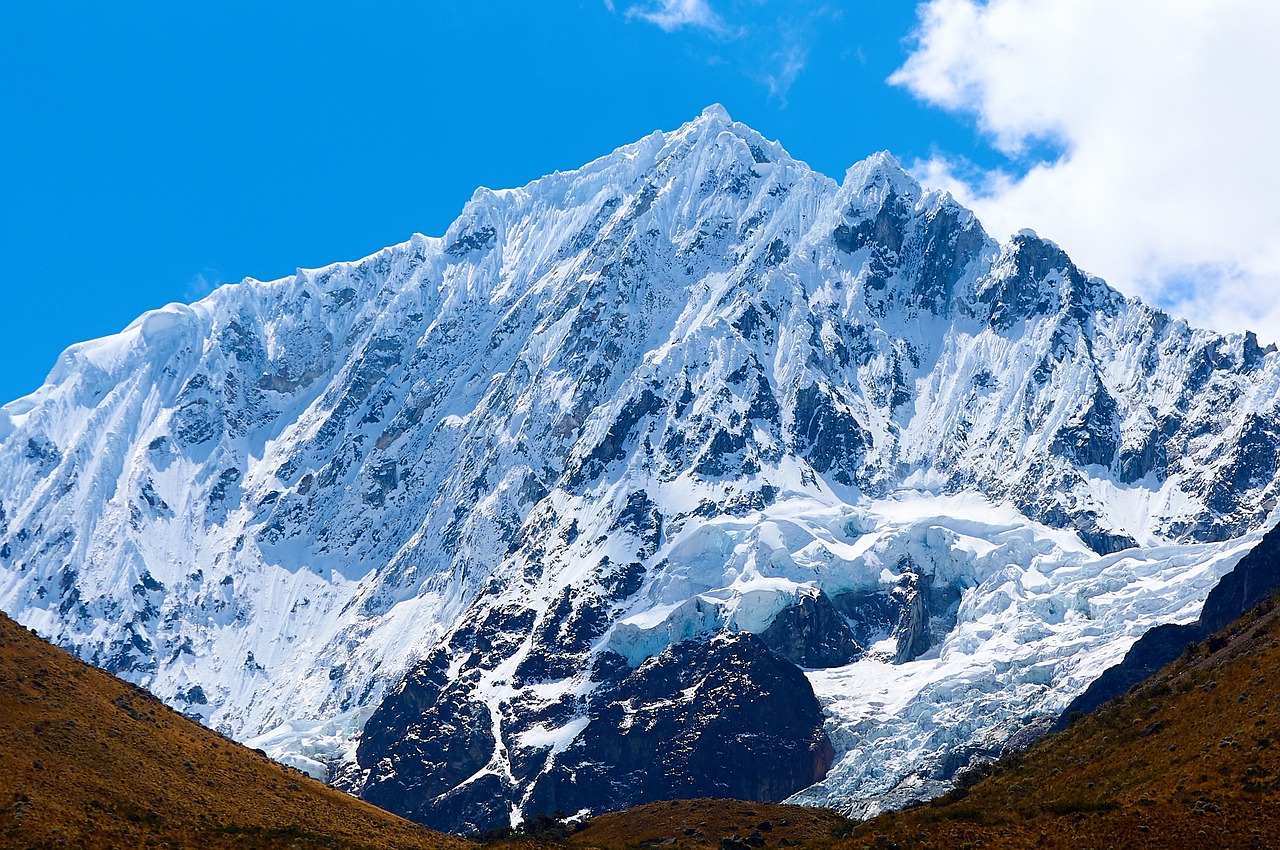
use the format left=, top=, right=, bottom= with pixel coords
left=1, top=105, right=1278, bottom=830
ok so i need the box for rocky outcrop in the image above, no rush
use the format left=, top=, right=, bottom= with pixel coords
left=526, top=635, right=832, bottom=819
left=356, top=633, right=833, bottom=833
left=831, top=565, right=959, bottom=663
left=760, top=592, right=861, bottom=668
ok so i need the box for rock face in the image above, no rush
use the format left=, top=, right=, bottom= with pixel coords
left=1, top=106, right=1279, bottom=828
left=360, top=633, right=832, bottom=833
left=760, top=592, right=861, bottom=668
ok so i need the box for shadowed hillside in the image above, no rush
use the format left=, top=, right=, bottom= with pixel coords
left=0, top=612, right=469, bottom=850
left=570, top=799, right=851, bottom=849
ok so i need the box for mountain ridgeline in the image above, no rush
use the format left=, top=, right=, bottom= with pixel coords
left=1, top=106, right=1278, bottom=831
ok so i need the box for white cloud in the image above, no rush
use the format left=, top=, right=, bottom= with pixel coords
left=892, top=0, right=1280, bottom=344
left=759, top=8, right=831, bottom=105
left=625, top=0, right=733, bottom=35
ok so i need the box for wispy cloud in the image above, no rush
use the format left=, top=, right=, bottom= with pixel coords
left=625, top=0, right=735, bottom=36
left=615, top=1, right=836, bottom=103
left=185, top=269, right=220, bottom=302
left=762, top=42, right=807, bottom=104
left=758, top=8, right=828, bottom=105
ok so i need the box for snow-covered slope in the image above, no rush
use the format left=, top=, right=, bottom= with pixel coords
left=1, top=106, right=1278, bottom=830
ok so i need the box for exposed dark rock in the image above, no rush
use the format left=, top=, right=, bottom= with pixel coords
left=832, top=567, right=960, bottom=663
left=1244, top=330, right=1277, bottom=370
left=761, top=238, right=790, bottom=268
left=571, top=388, right=665, bottom=485
left=976, top=234, right=1089, bottom=329
left=521, top=633, right=832, bottom=823
left=791, top=384, right=871, bottom=488
left=354, top=633, right=831, bottom=834
left=514, top=587, right=611, bottom=684
left=217, top=317, right=264, bottom=363
left=445, top=224, right=497, bottom=256
left=893, top=573, right=933, bottom=664
left=1051, top=383, right=1120, bottom=469
left=833, top=191, right=909, bottom=257
left=173, top=397, right=222, bottom=447
left=138, top=479, right=173, bottom=519
left=1073, top=515, right=1138, bottom=556
left=695, top=427, right=752, bottom=477
left=612, top=490, right=664, bottom=557
left=1213, top=415, right=1280, bottom=504
left=760, top=591, right=861, bottom=668
left=24, top=436, right=61, bottom=470
left=98, top=623, right=157, bottom=676
left=597, top=557, right=647, bottom=601
left=451, top=604, right=538, bottom=670
left=733, top=303, right=774, bottom=344
left=357, top=653, right=498, bottom=831
left=1116, top=428, right=1168, bottom=484
left=746, top=373, right=781, bottom=422
left=909, top=201, right=987, bottom=314
left=999, top=715, right=1058, bottom=753
left=832, top=587, right=899, bottom=649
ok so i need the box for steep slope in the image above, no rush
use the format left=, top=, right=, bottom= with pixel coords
left=0, top=612, right=466, bottom=850
left=1064, top=510, right=1280, bottom=720
left=833, top=559, right=1280, bottom=849
left=2, top=105, right=1279, bottom=829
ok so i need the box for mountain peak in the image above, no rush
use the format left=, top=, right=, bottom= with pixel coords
left=842, top=149, right=921, bottom=205
left=4, top=105, right=1280, bottom=835
left=665, top=104, right=798, bottom=170
left=698, top=102, right=732, bottom=124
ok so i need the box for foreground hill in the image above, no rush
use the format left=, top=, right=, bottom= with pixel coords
left=0, top=611, right=466, bottom=850
left=570, top=799, right=851, bottom=849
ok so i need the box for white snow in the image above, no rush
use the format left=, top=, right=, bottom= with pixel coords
left=1, top=107, right=1278, bottom=819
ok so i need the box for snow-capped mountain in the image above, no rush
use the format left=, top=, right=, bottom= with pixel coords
left=2, top=105, right=1278, bottom=831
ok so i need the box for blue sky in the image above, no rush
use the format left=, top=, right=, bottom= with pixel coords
left=4, top=2, right=1275, bottom=405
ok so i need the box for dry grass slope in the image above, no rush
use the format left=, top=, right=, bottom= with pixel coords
left=569, top=798, right=852, bottom=849
left=0, top=612, right=471, bottom=850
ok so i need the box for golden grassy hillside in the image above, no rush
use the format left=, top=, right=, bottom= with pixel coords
left=569, top=798, right=851, bottom=849
left=0, top=612, right=471, bottom=850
